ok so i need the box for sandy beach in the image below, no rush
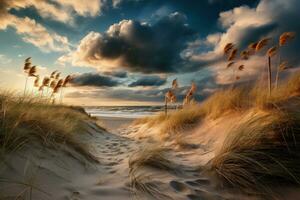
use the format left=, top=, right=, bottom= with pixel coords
left=96, top=116, right=136, bottom=133
left=1, top=105, right=300, bottom=199
left=0, top=114, right=221, bottom=200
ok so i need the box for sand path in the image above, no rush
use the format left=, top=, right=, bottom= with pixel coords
left=0, top=119, right=237, bottom=200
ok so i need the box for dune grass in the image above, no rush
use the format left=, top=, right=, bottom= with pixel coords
left=128, top=146, right=180, bottom=174
left=137, top=72, right=300, bottom=136
left=210, top=107, right=300, bottom=196
left=134, top=72, right=300, bottom=197
left=0, top=91, right=97, bottom=162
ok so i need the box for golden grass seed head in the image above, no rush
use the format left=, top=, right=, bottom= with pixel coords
left=267, top=46, right=277, bottom=57
left=279, top=32, right=296, bottom=46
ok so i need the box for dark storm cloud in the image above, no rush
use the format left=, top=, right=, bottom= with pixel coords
left=69, top=12, right=198, bottom=73
left=67, top=72, right=219, bottom=103
left=71, top=73, right=120, bottom=87
left=128, top=75, right=167, bottom=87
left=221, top=0, right=300, bottom=67
left=237, top=23, right=277, bottom=49
left=103, top=71, right=128, bottom=78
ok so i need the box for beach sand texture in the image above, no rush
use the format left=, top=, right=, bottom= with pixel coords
left=0, top=115, right=297, bottom=200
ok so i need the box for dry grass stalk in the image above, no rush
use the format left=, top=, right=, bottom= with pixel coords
left=248, top=42, right=258, bottom=51
left=165, top=90, right=176, bottom=103
left=23, top=58, right=38, bottom=96
left=227, top=61, right=235, bottom=68
left=224, top=43, right=234, bottom=55
left=50, top=80, right=57, bottom=89
left=255, top=38, right=271, bottom=51
left=28, top=66, right=37, bottom=77
left=228, top=48, right=238, bottom=61
left=279, top=61, right=289, bottom=72
left=50, top=70, right=58, bottom=79
left=266, top=46, right=277, bottom=95
left=164, top=79, right=178, bottom=115
left=238, top=65, right=244, bottom=71
left=42, top=77, right=50, bottom=86
left=240, top=50, right=249, bottom=60
left=276, top=32, right=296, bottom=89
left=62, top=75, right=72, bottom=87
left=267, top=46, right=277, bottom=57
left=60, top=75, right=72, bottom=103
left=183, top=82, right=197, bottom=106
left=55, top=72, right=61, bottom=80
left=279, top=32, right=296, bottom=46
left=23, top=57, right=31, bottom=72
left=33, top=75, right=39, bottom=88
left=172, top=78, right=178, bottom=89
left=164, top=90, right=176, bottom=115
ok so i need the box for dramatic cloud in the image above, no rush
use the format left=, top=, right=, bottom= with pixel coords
left=59, top=12, right=197, bottom=73
left=0, top=0, right=132, bottom=52
left=128, top=75, right=167, bottom=87
left=0, top=0, right=70, bottom=52
left=103, top=71, right=128, bottom=78
left=71, top=73, right=120, bottom=87
left=2, top=0, right=103, bottom=22
left=188, top=0, right=300, bottom=85
left=53, top=0, right=102, bottom=17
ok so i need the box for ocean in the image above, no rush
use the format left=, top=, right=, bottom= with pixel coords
left=84, top=106, right=165, bottom=119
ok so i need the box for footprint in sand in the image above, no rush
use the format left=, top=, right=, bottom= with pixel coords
left=169, top=180, right=190, bottom=193
left=106, top=161, right=118, bottom=166
left=109, top=170, right=117, bottom=174
left=68, top=191, right=81, bottom=200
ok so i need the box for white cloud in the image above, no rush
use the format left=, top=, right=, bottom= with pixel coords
left=188, top=0, right=300, bottom=85
left=0, top=0, right=71, bottom=52
left=53, top=0, right=102, bottom=17
left=0, top=15, right=70, bottom=52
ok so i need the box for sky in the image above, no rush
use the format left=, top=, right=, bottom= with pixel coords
left=0, top=0, right=299, bottom=106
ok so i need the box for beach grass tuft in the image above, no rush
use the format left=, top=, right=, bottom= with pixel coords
left=0, top=91, right=97, bottom=162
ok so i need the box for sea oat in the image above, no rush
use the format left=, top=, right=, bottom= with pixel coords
left=50, top=80, right=57, bottom=89
left=227, top=61, right=235, bottom=68
left=55, top=72, right=61, bottom=80
left=28, top=66, right=37, bottom=77
left=50, top=70, right=58, bottom=79
left=224, top=43, right=234, bottom=55
left=238, top=65, right=244, bottom=71
left=172, top=79, right=178, bottom=89
left=241, top=50, right=249, bottom=60
left=255, top=38, right=271, bottom=51
left=34, top=75, right=40, bottom=87
left=279, top=32, right=296, bottom=46
left=228, top=48, right=238, bottom=61
left=267, top=46, right=277, bottom=57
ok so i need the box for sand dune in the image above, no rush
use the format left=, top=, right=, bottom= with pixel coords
left=0, top=117, right=220, bottom=200
left=1, top=113, right=298, bottom=200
